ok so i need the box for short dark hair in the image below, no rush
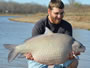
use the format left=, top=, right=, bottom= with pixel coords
left=48, top=0, right=64, bottom=10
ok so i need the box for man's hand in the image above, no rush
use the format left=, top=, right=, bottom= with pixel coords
left=24, top=51, right=80, bottom=60
left=24, top=53, right=34, bottom=60
left=68, top=51, right=80, bottom=60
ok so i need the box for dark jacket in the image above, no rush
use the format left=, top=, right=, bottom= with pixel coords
left=32, top=16, right=72, bottom=37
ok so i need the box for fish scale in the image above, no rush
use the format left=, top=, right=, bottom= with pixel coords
left=4, top=27, right=86, bottom=66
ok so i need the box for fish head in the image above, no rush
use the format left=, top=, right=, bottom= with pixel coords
left=72, top=41, right=86, bottom=53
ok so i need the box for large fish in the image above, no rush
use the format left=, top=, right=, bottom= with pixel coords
left=4, top=27, right=85, bottom=65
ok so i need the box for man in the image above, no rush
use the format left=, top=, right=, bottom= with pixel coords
left=25, top=0, right=80, bottom=68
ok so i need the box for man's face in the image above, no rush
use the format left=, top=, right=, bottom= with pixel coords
left=48, top=7, right=64, bottom=24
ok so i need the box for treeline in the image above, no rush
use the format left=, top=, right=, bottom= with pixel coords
left=65, top=5, right=90, bottom=12
left=0, top=1, right=90, bottom=14
left=0, top=1, right=47, bottom=14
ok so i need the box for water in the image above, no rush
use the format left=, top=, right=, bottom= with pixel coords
left=0, top=16, right=90, bottom=68
left=0, top=16, right=34, bottom=68
left=73, top=29, right=90, bottom=68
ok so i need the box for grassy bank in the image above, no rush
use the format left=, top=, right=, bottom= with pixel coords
left=9, top=13, right=90, bottom=30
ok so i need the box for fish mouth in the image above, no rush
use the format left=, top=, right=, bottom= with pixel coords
left=81, top=46, right=86, bottom=53
left=81, top=48, right=86, bottom=53
left=83, top=47, right=86, bottom=52
left=82, top=50, right=85, bottom=52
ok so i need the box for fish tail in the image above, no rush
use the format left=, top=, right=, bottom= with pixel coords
left=4, top=44, right=19, bottom=62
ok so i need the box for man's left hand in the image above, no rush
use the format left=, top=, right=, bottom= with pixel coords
left=68, top=51, right=80, bottom=60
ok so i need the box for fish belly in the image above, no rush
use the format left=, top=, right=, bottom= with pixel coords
left=32, top=47, right=69, bottom=65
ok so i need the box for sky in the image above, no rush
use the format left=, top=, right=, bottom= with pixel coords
left=5, top=0, right=90, bottom=6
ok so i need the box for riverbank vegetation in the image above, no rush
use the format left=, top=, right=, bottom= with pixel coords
left=0, top=0, right=90, bottom=30
left=0, top=1, right=47, bottom=14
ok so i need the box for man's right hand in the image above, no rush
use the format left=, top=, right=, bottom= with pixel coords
left=24, top=53, right=34, bottom=60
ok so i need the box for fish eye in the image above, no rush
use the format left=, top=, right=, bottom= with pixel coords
left=79, top=45, right=82, bottom=48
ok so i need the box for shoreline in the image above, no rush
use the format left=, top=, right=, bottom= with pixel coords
left=9, top=15, right=90, bottom=30
left=1, top=13, right=90, bottom=30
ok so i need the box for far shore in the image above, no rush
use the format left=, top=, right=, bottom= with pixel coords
left=2, top=13, right=90, bottom=30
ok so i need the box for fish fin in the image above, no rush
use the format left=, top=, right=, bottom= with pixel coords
left=18, top=53, right=25, bottom=58
left=4, top=44, right=19, bottom=62
left=4, top=44, right=17, bottom=50
left=45, top=27, right=53, bottom=35
left=8, top=49, right=19, bottom=62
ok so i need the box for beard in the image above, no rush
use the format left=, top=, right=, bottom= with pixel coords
left=50, top=16, right=61, bottom=24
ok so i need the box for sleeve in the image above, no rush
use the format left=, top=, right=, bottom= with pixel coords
left=32, top=20, right=45, bottom=37
left=67, top=23, right=73, bottom=36
left=65, top=21, right=73, bottom=36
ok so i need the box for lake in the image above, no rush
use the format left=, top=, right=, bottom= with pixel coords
left=0, top=16, right=90, bottom=68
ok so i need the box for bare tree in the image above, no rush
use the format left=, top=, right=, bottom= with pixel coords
left=0, top=1, right=47, bottom=14
left=68, top=0, right=75, bottom=5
